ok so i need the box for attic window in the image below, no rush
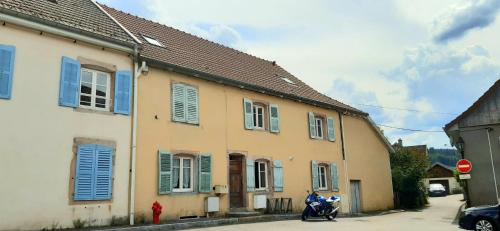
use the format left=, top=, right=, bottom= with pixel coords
left=281, top=77, right=295, bottom=85
left=142, top=35, right=164, bottom=47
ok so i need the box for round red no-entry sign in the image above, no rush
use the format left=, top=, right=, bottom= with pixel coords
left=456, top=159, right=472, bottom=174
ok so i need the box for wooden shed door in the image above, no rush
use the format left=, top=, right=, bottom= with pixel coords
left=229, top=155, right=244, bottom=208
left=350, top=180, right=361, bottom=214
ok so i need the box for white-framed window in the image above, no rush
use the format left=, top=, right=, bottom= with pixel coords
left=253, top=105, right=265, bottom=129
left=172, top=156, right=194, bottom=192
left=79, top=68, right=111, bottom=111
left=315, top=117, right=324, bottom=139
left=318, top=165, right=328, bottom=190
left=254, top=161, right=268, bottom=190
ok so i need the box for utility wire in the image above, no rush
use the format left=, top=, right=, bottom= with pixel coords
left=352, top=103, right=458, bottom=116
left=376, top=124, right=446, bottom=133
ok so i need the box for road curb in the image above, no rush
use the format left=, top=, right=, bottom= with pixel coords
left=94, top=214, right=300, bottom=231
left=452, top=202, right=466, bottom=225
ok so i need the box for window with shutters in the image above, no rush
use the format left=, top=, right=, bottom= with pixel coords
left=172, top=156, right=194, bottom=192
left=74, top=144, right=113, bottom=201
left=79, top=68, right=111, bottom=111
left=309, top=112, right=329, bottom=140
left=171, top=83, right=199, bottom=124
left=254, top=161, right=268, bottom=190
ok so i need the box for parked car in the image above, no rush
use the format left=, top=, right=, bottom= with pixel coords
left=459, top=204, right=499, bottom=231
left=428, top=183, right=447, bottom=197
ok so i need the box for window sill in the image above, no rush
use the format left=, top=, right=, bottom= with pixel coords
left=74, top=107, right=115, bottom=116
left=170, top=191, right=198, bottom=196
left=254, top=189, right=270, bottom=195
left=172, top=120, right=200, bottom=126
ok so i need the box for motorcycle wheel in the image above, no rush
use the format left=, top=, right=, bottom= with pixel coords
left=301, top=207, right=309, bottom=221
left=330, top=211, right=338, bottom=219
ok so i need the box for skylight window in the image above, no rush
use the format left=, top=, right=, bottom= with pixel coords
left=281, top=77, right=295, bottom=85
left=142, top=35, right=164, bottom=47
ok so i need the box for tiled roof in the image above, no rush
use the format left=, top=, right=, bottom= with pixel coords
left=101, top=5, right=365, bottom=115
left=0, top=0, right=135, bottom=46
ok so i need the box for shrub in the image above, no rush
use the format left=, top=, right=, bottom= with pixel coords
left=391, top=149, right=429, bottom=209
left=72, top=219, right=87, bottom=229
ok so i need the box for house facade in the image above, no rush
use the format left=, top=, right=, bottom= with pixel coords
left=424, top=163, right=461, bottom=195
left=445, top=79, right=500, bottom=207
left=104, top=5, right=394, bottom=221
left=0, top=1, right=137, bottom=230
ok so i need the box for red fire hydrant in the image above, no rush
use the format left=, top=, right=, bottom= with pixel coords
left=152, top=201, right=162, bottom=224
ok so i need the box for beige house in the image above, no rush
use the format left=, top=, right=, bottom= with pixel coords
left=0, top=1, right=138, bottom=230
left=104, top=5, right=394, bottom=222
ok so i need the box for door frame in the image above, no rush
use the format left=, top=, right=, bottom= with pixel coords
left=227, top=153, right=248, bottom=209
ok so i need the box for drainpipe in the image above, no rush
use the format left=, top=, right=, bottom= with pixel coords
left=486, top=128, right=499, bottom=203
left=339, top=112, right=351, bottom=214
left=129, top=53, right=146, bottom=225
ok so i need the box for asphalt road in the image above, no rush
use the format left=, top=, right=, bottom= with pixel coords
left=189, top=194, right=464, bottom=231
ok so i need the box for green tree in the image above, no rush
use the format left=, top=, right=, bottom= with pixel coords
left=391, top=149, right=429, bottom=209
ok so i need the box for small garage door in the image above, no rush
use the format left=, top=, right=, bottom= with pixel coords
left=429, top=179, right=450, bottom=194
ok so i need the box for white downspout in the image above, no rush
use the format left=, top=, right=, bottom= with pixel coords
left=129, top=59, right=145, bottom=225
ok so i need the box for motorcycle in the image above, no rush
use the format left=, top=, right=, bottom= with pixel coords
left=301, top=191, right=341, bottom=221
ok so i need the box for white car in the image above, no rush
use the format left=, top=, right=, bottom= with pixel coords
left=428, top=183, right=447, bottom=197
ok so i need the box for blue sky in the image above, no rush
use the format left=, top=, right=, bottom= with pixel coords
left=100, top=0, right=500, bottom=148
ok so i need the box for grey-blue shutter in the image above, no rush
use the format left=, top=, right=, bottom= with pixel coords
left=243, top=98, right=254, bottom=129
left=269, top=104, right=280, bottom=133
left=172, top=83, right=186, bottom=122
left=198, top=154, right=212, bottom=193
left=94, top=145, right=113, bottom=200
left=308, top=112, right=316, bottom=138
left=330, top=163, right=339, bottom=192
left=273, top=160, right=283, bottom=192
left=59, top=56, right=81, bottom=107
left=327, top=117, right=336, bottom=141
left=114, top=71, right=132, bottom=115
left=0, top=45, right=15, bottom=99
left=158, top=151, right=173, bottom=194
left=246, top=159, right=255, bottom=192
left=311, top=161, right=319, bottom=191
left=186, top=86, right=199, bottom=124
left=74, top=144, right=95, bottom=201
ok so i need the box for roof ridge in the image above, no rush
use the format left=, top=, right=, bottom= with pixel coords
left=99, top=3, right=275, bottom=64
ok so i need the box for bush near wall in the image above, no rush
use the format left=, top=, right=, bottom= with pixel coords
left=391, top=149, right=429, bottom=209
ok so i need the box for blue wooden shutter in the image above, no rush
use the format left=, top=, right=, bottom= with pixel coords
left=74, top=144, right=96, bottom=200
left=327, top=117, right=336, bottom=141
left=243, top=98, right=254, bottom=129
left=198, top=154, right=212, bottom=193
left=0, top=45, right=15, bottom=99
left=330, top=163, right=339, bottom=192
left=311, top=161, right=319, bottom=191
left=273, top=160, right=283, bottom=192
left=246, top=159, right=255, bottom=192
left=308, top=112, right=316, bottom=138
left=59, top=56, right=81, bottom=107
left=172, top=83, right=186, bottom=122
left=158, top=150, right=173, bottom=194
left=114, top=70, right=132, bottom=115
left=186, top=86, right=199, bottom=124
left=94, top=145, right=113, bottom=200
left=269, top=104, right=280, bottom=133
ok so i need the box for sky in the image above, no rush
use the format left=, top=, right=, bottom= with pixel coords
left=100, top=0, right=500, bottom=148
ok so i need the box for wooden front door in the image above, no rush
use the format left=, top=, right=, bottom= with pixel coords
left=229, top=156, right=244, bottom=208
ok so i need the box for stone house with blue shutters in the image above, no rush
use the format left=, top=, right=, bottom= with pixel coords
left=0, top=1, right=138, bottom=230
